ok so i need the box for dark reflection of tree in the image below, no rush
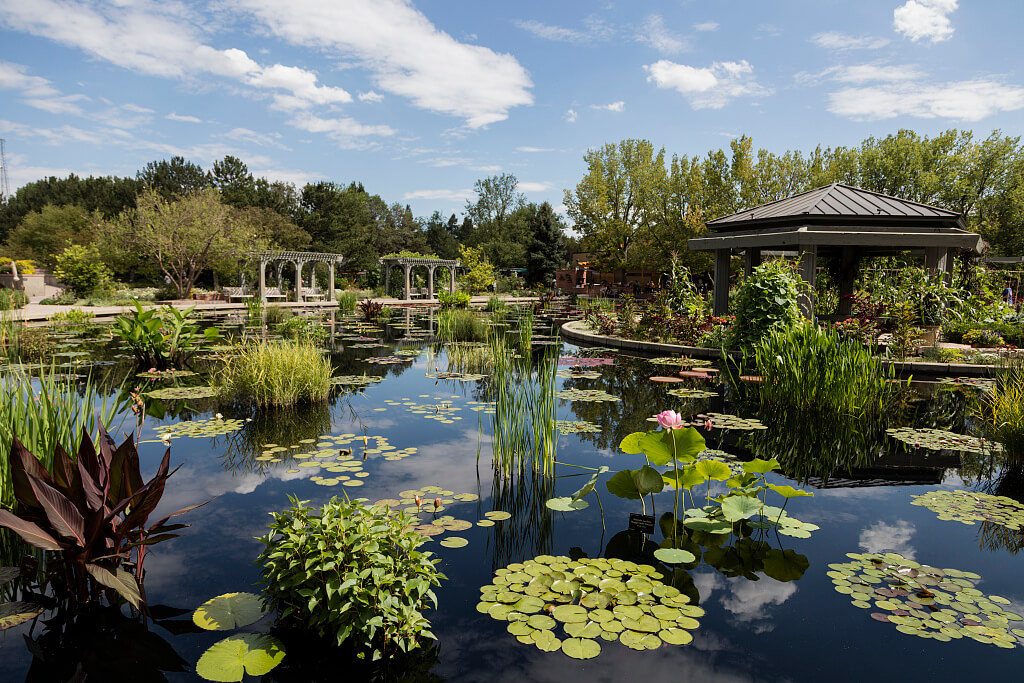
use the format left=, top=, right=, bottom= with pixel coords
left=265, top=632, right=443, bottom=683
left=488, top=468, right=554, bottom=571
left=216, top=401, right=334, bottom=474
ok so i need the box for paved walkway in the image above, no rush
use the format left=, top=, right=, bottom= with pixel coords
left=15, top=294, right=541, bottom=322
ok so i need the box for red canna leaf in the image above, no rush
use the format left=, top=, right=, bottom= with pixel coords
left=10, top=438, right=53, bottom=510
left=28, top=478, right=86, bottom=547
left=0, top=510, right=64, bottom=551
left=77, top=459, right=105, bottom=513
left=86, top=564, right=143, bottom=608
left=150, top=496, right=216, bottom=530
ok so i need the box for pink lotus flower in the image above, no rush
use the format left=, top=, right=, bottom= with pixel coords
left=656, top=410, right=685, bottom=430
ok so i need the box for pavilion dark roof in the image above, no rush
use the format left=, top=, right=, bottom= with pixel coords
left=707, top=183, right=965, bottom=231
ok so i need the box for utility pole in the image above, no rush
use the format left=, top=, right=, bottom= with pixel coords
left=0, top=139, right=10, bottom=201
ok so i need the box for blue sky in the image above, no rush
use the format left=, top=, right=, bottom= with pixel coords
left=1, top=0, right=1022, bottom=221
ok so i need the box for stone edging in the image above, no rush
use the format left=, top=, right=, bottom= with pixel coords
left=558, top=320, right=997, bottom=378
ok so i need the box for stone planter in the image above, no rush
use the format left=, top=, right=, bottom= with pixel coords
left=919, top=325, right=940, bottom=345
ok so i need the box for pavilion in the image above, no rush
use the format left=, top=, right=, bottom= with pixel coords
left=256, top=251, right=347, bottom=303
left=379, top=256, right=460, bottom=300
left=686, top=183, right=985, bottom=317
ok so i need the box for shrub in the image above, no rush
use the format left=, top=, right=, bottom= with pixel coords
left=730, top=260, right=803, bottom=348
left=359, top=299, right=385, bottom=321
left=437, top=291, right=471, bottom=309
left=49, top=308, right=94, bottom=326
left=436, top=309, right=487, bottom=342
left=337, top=290, right=358, bottom=314
left=264, top=304, right=292, bottom=326
left=0, top=289, right=28, bottom=310
left=962, top=329, right=1005, bottom=347
left=53, top=244, right=113, bottom=298
left=217, top=341, right=331, bottom=406
left=753, top=322, right=902, bottom=416
left=112, top=302, right=220, bottom=369
left=257, top=496, right=444, bottom=660
left=458, top=245, right=495, bottom=294
left=39, top=290, right=77, bottom=306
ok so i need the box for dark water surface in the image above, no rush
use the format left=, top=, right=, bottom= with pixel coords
left=1, top=308, right=1022, bottom=682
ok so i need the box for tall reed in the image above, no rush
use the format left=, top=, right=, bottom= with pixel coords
left=336, top=290, right=358, bottom=314
left=436, top=309, right=487, bottom=342
left=976, top=354, right=1024, bottom=458
left=217, top=341, right=332, bottom=407
left=752, top=322, right=902, bottom=416
left=0, top=367, right=125, bottom=508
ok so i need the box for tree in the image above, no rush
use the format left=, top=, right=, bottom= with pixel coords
left=53, top=244, right=113, bottom=297
left=425, top=211, right=460, bottom=259
left=6, top=204, right=99, bottom=266
left=103, top=188, right=265, bottom=298
left=0, top=174, right=140, bottom=241
left=137, top=156, right=210, bottom=200
left=458, top=245, right=495, bottom=294
left=210, top=155, right=257, bottom=208
left=465, top=173, right=531, bottom=268
left=525, top=202, right=566, bottom=286
left=296, top=181, right=378, bottom=269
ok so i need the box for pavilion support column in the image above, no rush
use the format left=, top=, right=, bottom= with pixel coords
left=798, top=246, right=817, bottom=319
left=924, top=247, right=943, bottom=274
left=258, top=259, right=267, bottom=302
left=743, top=248, right=762, bottom=277
left=427, top=266, right=435, bottom=299
left=328, top=264, right=335, bottom=302
left=276, top=264, right=282, bottom=289
left=403, top=264, right=411, bottom=301
left=712, top=249, right=730, bottom=316
left=450, top=268, right=455, bottom=294
left=295, top=261, right=303, bottom=302
left=384, top=265, right=390, bottom=297
left=942, top=248, right=956, bottom=285
left=837, top=246, right=860, bottom=317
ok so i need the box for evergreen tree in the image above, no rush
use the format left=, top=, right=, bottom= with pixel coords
left=525, top=202, right=566, bottom=286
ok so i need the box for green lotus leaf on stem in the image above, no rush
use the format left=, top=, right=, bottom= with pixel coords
left=694, top=459, right=732, bottom=482
left=721, top=494, right=764, bottom=522
left=619, top=432, right=646, bottom=454
left=741, top=458, right=781, bottom=475
left=195, top=633, right=286, bottom=682
left=768, top=484, right=813, bottom=499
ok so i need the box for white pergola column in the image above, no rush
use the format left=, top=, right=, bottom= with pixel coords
left=403, top=264, right=412, bottom=301
left=258, top=258, right=267, bottom=302
left=328, top=262, right=336, bottom=302
left=427, top=266, right=435, bottom=299
left=295, top=260, right=304, bottom=302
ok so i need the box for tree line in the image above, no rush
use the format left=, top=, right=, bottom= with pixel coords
left=565, top=128, right=1024, bottom=272
left=0, top=157, right=569, bottom=293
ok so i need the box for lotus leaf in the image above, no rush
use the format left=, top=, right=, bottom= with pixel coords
left=546, top=497, right=590, bottom=512
left=694, top=460, right=732, bottom=482
left=195, top=633, right=286, bottom=682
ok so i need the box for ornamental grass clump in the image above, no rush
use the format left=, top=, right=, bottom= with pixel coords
left=257, top=496, right=444, bottom=661
left=436, top=309, right=487, bottom=342
left=217, top=341, right=331, bottom=407
left=753, top=322, right=902, bottom=416
left=976, top=355, right=1024, bottom=458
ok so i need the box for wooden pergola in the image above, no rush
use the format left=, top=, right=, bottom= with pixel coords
left=379, top=257, right=460, bottom=300
left=256, top=251, right=347, bottom=302
left=687, top=184, right=985, bottom=317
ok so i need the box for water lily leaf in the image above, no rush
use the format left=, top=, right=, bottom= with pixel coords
left=195, top=633, right=285, bottom=682
left=552, top=605, right=589, bottom=623
left=561, top=637, right=601, bottom=659
left=767, top=484, right=813, bottom=499
left=659, top=627, right=693, bottom=645
left=694, top=460, right=732, bottom=482
left=742, top=458, right=781, bottom=475
left=193, top=593, right=265, bottom=631
left=721, top=494, right=763, bottom=522
left=653, top=548, right=696, bottom=564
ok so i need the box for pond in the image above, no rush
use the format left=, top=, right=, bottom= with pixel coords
left=1, top=305, right=1023, bottom=682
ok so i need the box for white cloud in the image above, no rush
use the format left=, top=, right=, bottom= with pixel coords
left=24, top=94, right=89, bottom=115
left=801, top=63, right=926, bottom=85
left=694, top=21, right=719, bottom=32
left=637, top=15, right=688, bottom=55
left=166, top=112, right=203, bottom=123
left=645, top=59, right=769, bottom=108
left=0, top=1, right=353, bottom=112
left=719, top=574, right=797, bottom=633
left=122, top=103, right=155, bottom=114
left=225, top=127, right=290, bottom=150
left=287, top=111, right=395, bottom=148
left=564, top=108, right=578, bottom=123
left=233, top=0, right=533, bottom=128
left=249, top=167, right=322, bottom=186
left=810, top=31, right=890, bottom=50
left=403, top=188, right=474, bottom=201
left=859, top=520, right=916, bottom=559
left=828, top=78, right=1024, bottom=121
left=894, top=0, right=958, bottom=43
left=358, top=90, right=383, bottom=102
left=0, top=61, right=60, bottom=97
left=470, top=164, right=502, bottom=173
left=591, top=101, right=625, bottom=112
left=519, top=181, right=553, bottom=192
left=515, top=19, right=587, bottom=43
left=517, top=146, right=556, bottom=153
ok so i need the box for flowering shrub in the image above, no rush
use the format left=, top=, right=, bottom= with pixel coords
left=963, top=329, right=1005, bottom=347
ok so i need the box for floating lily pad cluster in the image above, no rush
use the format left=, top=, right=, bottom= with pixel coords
left=193, top=592, right=285, bottom=681
left=698, top=413, right=767, bottom=431
left=145, top=385, right=221, bottom=401
left=667, top=388, right=717, bottom=399
left=886, top=427, right=1002, bottom=454
left=557, top=357, right=615, bottom=367
left=348, top=342, right=386, bottom=349
left=427, top=371, right=488, bottom=382
left=371, top=486, right=490, bottom=548
left=153, top=417, right=246, bottom=440
left=555, top=388, right=620, bottom=403
left=937, top=377, right=995, bottom=391
left=556, top=369, right=603, bottom=380
left=695, top=449, right=745, bottom=476
left=828, top=552, right=1023, bottom=647
left=136, top=368, right=198, bottom=380
left=384, top=397, right=465, bottom=423
left=555, top=420, right=602, bottom=435
left=477, top=556, right=703, bottom=659
left=329, top=374, right=383, bottom=386
left=910, top=490, right=1024, bottom=530
left=362, top=355, right=411, bottom=365
left=648, top=357, right=712, bottom=368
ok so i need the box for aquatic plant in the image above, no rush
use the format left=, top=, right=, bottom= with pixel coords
left=263, top=304, right=291, bottom=326
left=336, top=290, right=358, bottom=314
left=484, top=295, right=507, bottom=313
left=217, top=341, right=331, bottom=407
left=752, top=322, right=902, bottom=416
left=112, top=302, right=220, bottom=370
left=910, top=490, right=1024, bottom=530
left=477, top=555, right=703, bottom=658
left=730, top=259, right=803, bottom=348
left=243, top=296, right=264, bottom=322
left=437, top=291, right=471, bottom=309
left=828, top=552, right=1023, bottom=647
left=257, top=496, right=445, bottom=661
left=48, top=308, right=94, bottom=327
left=436, top=309, right=487, bottom=342
left=975, top=355, right=1024, bottom=457
left=275, top=315, right=328, bottom=344
left=0, top=368, right=124, bottom=508
left=0, top=429, right=210, bottom=607
left=192, top=592, right=285, bottom=682
left=359, top=299, right=385, bottom=322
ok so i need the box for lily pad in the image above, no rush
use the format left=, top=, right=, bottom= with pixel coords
left=653, top=548, right=696, bottom=564
left=910, top=490, right=1024, bottom=531
left=193, top=592, right=265, bottom=631
left=561, top=637, right=601, bottom=659
left=195, top=633, right=286, bottom=682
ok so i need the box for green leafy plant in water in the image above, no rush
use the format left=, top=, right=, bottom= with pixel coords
left=257, top=496, right=445, bottom=661
left=243, top=296, right=264, bottom=322
left=729, top=259, right=804, bottom=349
left=437, top=291, right=471, bottom=309
left=216, top=341, right=332, bottom=407
left=275, top=315, right=328, bottom=344
left=336, top=290, right=358, bottom=314
left=974, top=354, right=1024, bottom=458
left=359, top=299, right=385, bottom=322
left=112, top=301, right=220, bottom=370
left=0, top=428, right=211, bottom=607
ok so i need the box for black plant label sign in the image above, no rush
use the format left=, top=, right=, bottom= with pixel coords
left=628, top=513, right=655, bottom=535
